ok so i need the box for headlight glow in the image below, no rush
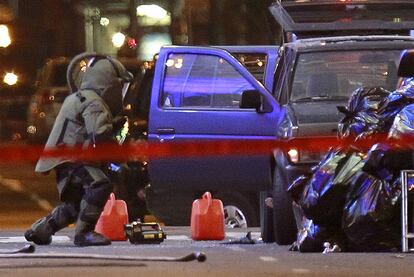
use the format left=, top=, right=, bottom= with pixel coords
left=287, top=148, right=325, bottom=164
left=287, top=148, right=299, bottom=163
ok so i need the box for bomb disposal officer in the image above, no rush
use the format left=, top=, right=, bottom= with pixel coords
left=24, top=53, right=132, bottom=246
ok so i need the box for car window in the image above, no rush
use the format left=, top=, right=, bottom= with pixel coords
left=231, top=53, right=267, bottom=84
left=161, top=53, right=255, bottom=109
left=291, top=50, right=403, bottom=102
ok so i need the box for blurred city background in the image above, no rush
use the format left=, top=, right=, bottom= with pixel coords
left=0, top=0, right=280, bottom=143
left=0, top=0, right=282, bottom=227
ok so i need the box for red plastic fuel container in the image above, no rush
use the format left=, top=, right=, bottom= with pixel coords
left=95, top=193, right=128, bottom=241
left=191, top=191, right=225, bottom=240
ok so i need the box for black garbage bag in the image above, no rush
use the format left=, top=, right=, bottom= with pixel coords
left=342, top=171, right=401, bottom=252
left=290, top=203, right=345, bottom=252
left=378, top=79, right=414, bottom=123
left=291, top=218, right=327, bottom=253
left=389, top=103, right=414, bottom=143
left=286, top=146, right=349, bottom=204
left=362, top=143, right=413, bottom=178
left=338, top=86, right=390, bottom=140
left=299, top=148, right=365, bottom=227
left=361, top=143, right=394, bottom=179
left=287, top=148, right=344, bottom=206
left=288, top=173, right=312, bottom=205
left=290, top=202, right=328, bottom=252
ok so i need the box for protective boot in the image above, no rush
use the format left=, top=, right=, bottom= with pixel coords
left=24, top=203, right=78, bottom=245
left=24, top=216, right=54, bottom=245
left=73, top=220, right=111, bottom=247
left=73, top=200, right=111, bottom=247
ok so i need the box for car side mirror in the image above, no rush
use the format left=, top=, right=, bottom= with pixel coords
left=240, top=90, right=263, bottom=111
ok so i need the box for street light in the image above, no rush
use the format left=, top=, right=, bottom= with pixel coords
left=136, top=4, right=171, bottom=26
left=0, top=25, right=11, bottom=48
left=3, top=72, right=18, bottom=86
left=112, top=32, right=126, bottom=48
left=100, top=17, right=110, bottom=27
left=136, top=4, right=168, bottom=19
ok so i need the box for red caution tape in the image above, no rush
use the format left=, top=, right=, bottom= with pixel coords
left=0, top=133, right=406, bottom=164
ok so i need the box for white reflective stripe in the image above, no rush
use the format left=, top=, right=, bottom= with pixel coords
left=122, top=82, right=131, bottom=100
left=0, top=236, right=70, bottom=243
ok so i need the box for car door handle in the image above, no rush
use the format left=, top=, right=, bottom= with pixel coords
left=156, top=128, right=175, bottom=141
left=157, top=128, right=175, bottom=134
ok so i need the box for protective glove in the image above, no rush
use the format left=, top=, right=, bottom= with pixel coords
left=113, top=115, right=128, bottom=131
left=113, top=116, right=129, bottom=144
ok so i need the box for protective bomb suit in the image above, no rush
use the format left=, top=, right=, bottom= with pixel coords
left=25, top=53, right=132, bottom=247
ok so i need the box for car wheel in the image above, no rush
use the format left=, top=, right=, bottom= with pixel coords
left=260, top=191, right=275, bottom=243
left=272, top=166, right=297, bottom=245
left=215, top=192, right=258, bottom=228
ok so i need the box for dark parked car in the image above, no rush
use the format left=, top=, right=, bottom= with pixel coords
left=26, top=57, right=71, bottom=144
left=264, top=0, right=414, bottom=244
left=0, top=77, right=34, bottom=141
left=136, top=0, right=414, bottom=244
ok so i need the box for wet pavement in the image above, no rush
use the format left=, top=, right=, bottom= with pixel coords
left=0, top=227, right=413, bottom=277
left=1, top=162, right=414, bottom=276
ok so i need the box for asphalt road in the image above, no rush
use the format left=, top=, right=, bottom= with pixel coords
left=1, top=162, right=414, bottom=276
left=0, top=227, right=413, bottom=277
left=0, top=161, right=58, bottom=228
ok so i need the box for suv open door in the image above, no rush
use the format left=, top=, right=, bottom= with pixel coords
left=147, top=45, right=281, bottom=226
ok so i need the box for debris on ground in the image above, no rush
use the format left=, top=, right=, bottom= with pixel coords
left=222, top=232, right=257, bottom=245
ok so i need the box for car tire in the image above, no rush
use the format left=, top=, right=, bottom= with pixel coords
left=215, top=192, right=258, bottom=228
left=260, top=191, right=275, bottom=243
left=272, top=166, right=297, bottom=245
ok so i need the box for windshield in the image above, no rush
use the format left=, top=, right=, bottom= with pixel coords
left=291, top=50, right=403, bottom=102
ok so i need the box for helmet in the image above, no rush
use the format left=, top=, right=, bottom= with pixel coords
left=66, top=52, right=133, bottom=116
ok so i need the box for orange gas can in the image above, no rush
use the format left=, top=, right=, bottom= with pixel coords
left=191, top=192, right=225, bottom=240
left=95, top=193, right=128, bottom=241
